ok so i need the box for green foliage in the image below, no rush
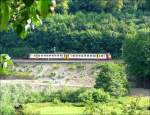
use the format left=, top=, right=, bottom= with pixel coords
left=3, top=12, right=149, bottom=58
left=0, top=102, right=16, bottom=115
left=94, top=62, right=128, bottom=97
left=0, top=1, right=9, bottom=31
left=79, top=88, right=110, bottom=103
left=49, top=88, right=86, bottom=103
left=0, top=0, right=150, bottom=39
left=0, top=0, right=55, bottom=38
left=55, top=0, right=69, bottom=14
left=1, top=84, right=149, bottom=115
left=11, top=72, right=35, bottom=79
left=0, top=54, right=14, bottom=75
left=84, top=101, right=101, bottom=115
left=123, top=33, right=150, bottom=88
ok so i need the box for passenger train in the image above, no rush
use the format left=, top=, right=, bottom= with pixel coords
left=29, top=53, right=111, bottom=60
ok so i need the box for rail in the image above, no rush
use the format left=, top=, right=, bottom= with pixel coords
left=13, top=59, right=112, bottom=63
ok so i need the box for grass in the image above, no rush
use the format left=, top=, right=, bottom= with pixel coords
left=22, top=97, right=150, bottom=115
left=12, top=72, right=35, bottom=79
left=23, top=103, right=85, bottom=115
left=0, top=70, right=35, bottom=79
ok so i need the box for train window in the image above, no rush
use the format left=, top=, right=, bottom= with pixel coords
left=84, top=54, right=86, bottom=57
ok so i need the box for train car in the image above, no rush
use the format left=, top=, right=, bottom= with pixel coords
left=28, top=53, right=111, bottom=60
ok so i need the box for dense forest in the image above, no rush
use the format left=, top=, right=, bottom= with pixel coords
left=0, top=0, right=150, bottom=58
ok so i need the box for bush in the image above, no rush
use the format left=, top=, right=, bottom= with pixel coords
left=94, top=62, right=128, bottom=97
left=49, top=88, right=86, bottom=103
left=79, top=88, right=110, bottom=103
left=0, top=84, right=48, bottom=107
left=0, top=102, right=16, bottom=115
left=66, top=88, right=86, bottom=103
left=0, top=54, right=14, bottom=76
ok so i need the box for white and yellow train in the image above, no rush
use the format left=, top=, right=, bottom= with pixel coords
left=29, top=53, right=111, bottom=60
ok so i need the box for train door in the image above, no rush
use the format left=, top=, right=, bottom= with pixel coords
left=64, top=54, right=69, bottom=60
left=96, top=54, right=99, bottom=60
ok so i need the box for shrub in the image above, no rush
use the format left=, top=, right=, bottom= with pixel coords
left=66, top=88, right=86, bottom=103
left=79, top=88, right=110, bottom=103
left=49, top=88, right=86, bottom=103
left=0, top=84, right=47, bottom=107
left=0, top=102, right=16, bottom=115
left=0, top=54, right=14, bottom=76
left=94, top=62, right=128, bottom=97
left=49, top=89, right=70, bottom=102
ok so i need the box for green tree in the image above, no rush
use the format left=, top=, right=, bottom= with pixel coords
left=106, top=0, right=124, bottom=11
left=55, top=0, right=69, bottom=14
left=123, top=33, right=150, bottom=88
left=94, top=62, right=128, bottom=97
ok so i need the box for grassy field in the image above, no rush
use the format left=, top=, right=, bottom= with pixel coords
left=23, top=103, right=85, bottom=115
left=22, top=97, right=150, bottom=115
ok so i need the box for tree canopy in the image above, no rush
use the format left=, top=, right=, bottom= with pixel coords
left=0, top=0, right=55, bottom=38
left=1, top=0, right=150, bottom=38
left=123, top=33, right=150, bottom=77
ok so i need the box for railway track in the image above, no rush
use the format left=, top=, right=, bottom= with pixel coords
left=13, top=59, right=114, bottom=63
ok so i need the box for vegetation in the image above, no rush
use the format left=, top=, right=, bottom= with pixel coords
left=23, top=103, right=84, bottom=115
left=1, top=0, right=150, bottom=114
left=79, top=88, right=110, bottom=103
left=1, top=0, right=150, bottom=58
left=22, top=97, right=149, bottom=115
left=0, top=0, right=55, bottom=38
left=95, top=62, right=128, bottom=97
left=0, top=54, right=14, bottom=76
left=0, top=84, right=149, bottom=115
left=123, top=33, right=150, bottom=88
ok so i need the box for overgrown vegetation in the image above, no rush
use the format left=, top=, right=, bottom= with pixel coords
left=0, top=84, right=149, bottom=115
left=1, top=0, right=150, bottom=114
left=123, top=33, right=150, bottom=88
left=1, top=0, right=150, bottom=58
left=95, top=62, right=128, bottom=97
left=0, top=54, right=14, bottom=76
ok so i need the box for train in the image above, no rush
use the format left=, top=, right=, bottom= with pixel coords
left=28, top=53, right=111, bottom=60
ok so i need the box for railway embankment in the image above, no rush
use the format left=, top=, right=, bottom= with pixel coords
left=1, top=62, right=98, bottom=87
